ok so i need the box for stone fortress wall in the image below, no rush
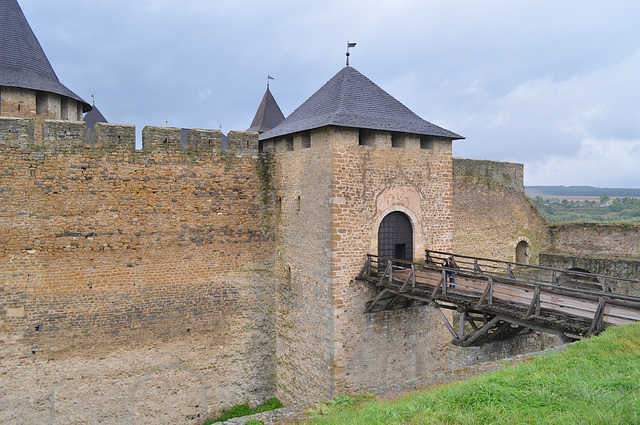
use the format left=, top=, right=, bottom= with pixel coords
left=452, top=157, right=640, bottom=282
left=541, top=223, right=640, bottom=281
left=451, top=158, right=551, bottom=263
left=0, top=117, right=277, bottom=423
left=2, top=117, right=639, bottom=423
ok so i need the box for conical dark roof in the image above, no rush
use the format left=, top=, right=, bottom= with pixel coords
left=83, top=103, right=108, bottom=128
left=0, top=0, right=91, bottom=112
left=247, top=87, right=285, bottom=133
left=260, top=66, right=462, bottom=141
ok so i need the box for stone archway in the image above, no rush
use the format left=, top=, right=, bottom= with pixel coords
left=378, top=211, right=413, bottom=260
left=515, top=240, right=530, bottom=264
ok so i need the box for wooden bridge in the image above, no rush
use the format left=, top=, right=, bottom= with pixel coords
left=357, top=250, right=640, bottom=346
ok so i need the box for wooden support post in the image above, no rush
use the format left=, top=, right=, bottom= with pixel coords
left=411, top=264, right=416, bottom=288
left=385, top=294, right=402, bottom=310
left=378, top=265, right=389, bottom=286
left=432, top=303, right=458, bottom=340
left=431, top=275, right=444, bottom=298
left=526, top=286, right=541, bottom=318
left=366, top=255, right=371, bottom=277
left=388, top=260, right=393, bottom=284
left=589, top=297, right=606, bottom=335
left=441, top=269, right=447, bottom=295
left=425, top=250, right=435, bottom=265
left=488, top=277, right=493, bottom=305
left=463, top=316, right=501, bottom=346
left=400, top=273, right=412, bottom=292
left=357, top=255, right=371, bottom=279
left=477, top=278, right=492, bottom=307
left=367, top=289, right=389, bottom=312
left=467, top=317, right=479, bottom=331
left=459, top=310, right=467, bottom=339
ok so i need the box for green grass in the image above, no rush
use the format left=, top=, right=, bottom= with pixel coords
left=304, top=323, right=640, bottom=424
left=204, top=397, right=283, bottom=424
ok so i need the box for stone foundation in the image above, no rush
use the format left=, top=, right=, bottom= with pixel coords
left=448, top=332, right=562, bottom=370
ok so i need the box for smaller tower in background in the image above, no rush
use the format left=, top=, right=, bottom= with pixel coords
left=247, top=76, right=285, bottom=134
left=83, top=95, right=108, bottom=144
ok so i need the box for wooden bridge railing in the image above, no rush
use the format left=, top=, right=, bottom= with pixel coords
left=357, top=252, right=640, bottom=345
left=424, top=249, right=640, bottom=299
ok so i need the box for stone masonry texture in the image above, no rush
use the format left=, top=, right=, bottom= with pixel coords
left=3, top=116, right=639, bottom=424
left=452, top=158, right=551, bottom=263
left=0, top=118, right=276, bottom=423
left=270, top=127, right=453, bottom=404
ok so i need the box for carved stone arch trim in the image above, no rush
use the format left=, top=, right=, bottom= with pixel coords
left=515, top=236, right=532, bottom=264
left=370, top=205, right=424, bottom=261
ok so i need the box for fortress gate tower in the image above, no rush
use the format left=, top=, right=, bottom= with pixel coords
left=259, top=66, right=464, bottom=403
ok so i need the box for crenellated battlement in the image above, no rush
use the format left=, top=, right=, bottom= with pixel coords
left=0, top=117, right=260, bottom=159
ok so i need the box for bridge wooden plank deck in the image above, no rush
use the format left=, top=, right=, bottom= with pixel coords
left=358, top=251, right=640, bottom=346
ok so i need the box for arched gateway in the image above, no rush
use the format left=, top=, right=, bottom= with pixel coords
left=378, top=211, right=413, bottom=260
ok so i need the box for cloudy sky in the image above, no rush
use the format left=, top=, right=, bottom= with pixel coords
left=18, top=0, right=640, bottom=187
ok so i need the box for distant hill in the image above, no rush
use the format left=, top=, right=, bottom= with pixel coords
left=525, top=186, right=640, bottom=198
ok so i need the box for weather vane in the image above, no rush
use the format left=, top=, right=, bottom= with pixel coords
left=346, top=40, right=356, bottom=66
left=267, top=75, right=274, bottom=89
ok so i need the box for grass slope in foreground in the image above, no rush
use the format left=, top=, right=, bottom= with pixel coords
left=305, top=323, right=640, bottom=425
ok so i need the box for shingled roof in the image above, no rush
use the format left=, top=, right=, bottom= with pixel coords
left=0, top=0, right=91, bottom=112
left=247, top=87, right=285, bottom=133
left=83, top=103, right=108, bottom=128
left=260, top=66, right=462, bottom=141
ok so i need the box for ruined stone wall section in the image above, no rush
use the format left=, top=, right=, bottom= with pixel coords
left=540, top=253, right=640, bottom=282
left=330, top=128, right=453, bottom=394
left=452, top=157, right=551, bottom=263
left=548, top=223, right=640, bottom=259
left=453, top=158, right=524, bottom=192
left=0, top=118, right=276, bottom=422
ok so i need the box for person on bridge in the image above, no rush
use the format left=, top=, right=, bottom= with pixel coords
left=443, top=256, right=457, bottom=288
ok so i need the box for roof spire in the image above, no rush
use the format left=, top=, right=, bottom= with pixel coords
left=346, top=40, right=356, bottom=66
left=247, top=83, right=285, bottom=133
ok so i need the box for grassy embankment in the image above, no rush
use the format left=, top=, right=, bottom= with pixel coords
left=304, top=322, right=640, bottom=425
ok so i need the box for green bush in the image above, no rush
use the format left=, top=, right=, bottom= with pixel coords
left=204, top=397, right=283, bottom=424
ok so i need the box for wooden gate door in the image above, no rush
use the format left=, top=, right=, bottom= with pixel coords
left=378, top=212, right=413, bottom=260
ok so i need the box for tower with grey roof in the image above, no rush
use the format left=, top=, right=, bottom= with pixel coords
left=0, top=0, right=91, bottom=141
left=263, top=65, right=463, bottom=403
left=247, top=86, right=285, bottom=134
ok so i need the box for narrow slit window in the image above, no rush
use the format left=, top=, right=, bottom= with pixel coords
left=300, top=131, right=311, bottom=149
